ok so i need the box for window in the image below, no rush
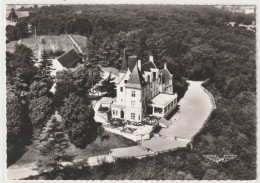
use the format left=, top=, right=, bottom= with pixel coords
left=131, top=101, right=136, bottom=108
left=171, top=101, right=173, bottom=107
left=113, top=110, right=115, bottom=115
left=168, top=105, right=170, bottom=110
left=164, top=107, right=167, bottom=112
left=124, top=80, right=127, bottom=84
left=154, top=107, right=163, bottom=114
left=138, top=114, right=141, bottom=120
left=174, top=98, right=177, bottom=104
left=148, top=75, right=150, bottom=82
left=153, top=72, right=156, bottom=81
left=131, top=91, right=136, bottom=97
left=120, top=87, right=123, bottom=92
left=116, top=111, right=118, bottom=115
left=131, top=113, right=135, bottom=120
left=121, top=99, right=123, bottom=102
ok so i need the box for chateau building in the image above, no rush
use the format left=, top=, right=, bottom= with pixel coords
left=111, top=51, right=178, bottom=122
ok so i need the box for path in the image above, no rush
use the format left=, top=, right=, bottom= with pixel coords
left=159, top=81, right=212, bottom=139
left=7, top=163, right=38, bottom=180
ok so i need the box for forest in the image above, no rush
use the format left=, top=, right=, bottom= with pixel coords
left=6, top=4, right=256, bottom=180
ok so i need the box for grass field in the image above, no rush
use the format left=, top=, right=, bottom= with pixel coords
left=6, top=34, right=88, bottom=59
left=10, top=130, right=137, bottom=168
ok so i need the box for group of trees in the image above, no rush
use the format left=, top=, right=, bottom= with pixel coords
left=6, top=44, right=102, bottom=166
left=6, top=18, right=30, bottom=43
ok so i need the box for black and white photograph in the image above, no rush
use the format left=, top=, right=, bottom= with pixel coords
left=2, top=0, right=258, bottom=181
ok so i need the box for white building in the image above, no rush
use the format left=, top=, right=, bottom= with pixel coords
left=111, top=51, right=178, bottom=122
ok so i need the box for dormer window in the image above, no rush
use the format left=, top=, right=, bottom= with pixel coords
left=124, top=80, right=127, bottom=84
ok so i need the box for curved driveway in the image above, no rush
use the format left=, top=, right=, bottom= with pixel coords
left=140, top=81, right=212, bottom=152
left=160, top=81, right=212, bottom=139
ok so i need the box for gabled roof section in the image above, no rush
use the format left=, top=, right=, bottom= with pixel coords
left=126, top=64, right=146, bottom=89
left=120, top=50, right=128, bottom=73
left=57, top=49, right=82, bottom=68
left=141, top=61, right=157, bottom=74
left=160, top=68, right=172, bottom=84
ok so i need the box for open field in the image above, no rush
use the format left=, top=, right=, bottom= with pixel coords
left=6, top=34, right=87, bottom=59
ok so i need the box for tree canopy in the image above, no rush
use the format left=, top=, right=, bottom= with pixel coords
left=60, top=93, right=98, bottom=148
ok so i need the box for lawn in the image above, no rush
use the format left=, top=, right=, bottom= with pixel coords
left=10, top=130, right=137, bottom=168
left=6, top=34, right=88, bottom=59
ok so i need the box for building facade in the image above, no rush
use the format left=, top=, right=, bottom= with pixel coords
left=111, top=51, right=178, bottom=122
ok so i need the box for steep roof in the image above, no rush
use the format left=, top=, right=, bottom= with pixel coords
left=120, top=50, right=128, bottom=73
left=57, top=49, right=82, bottom=68
left=126, top=64, right=146, bottom=89
left=160, top=68, right=172, bottom=84
left=127, top=55, right=138, bottom=71
left=141, top=61, right=157, bottom=74
left=119, top=54, right=138, bottom=73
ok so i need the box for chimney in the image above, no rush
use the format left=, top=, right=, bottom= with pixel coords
left=138, top=60, right=141, bottom=70
left=164, top=62, right=167, bottom=69
left=149, top=55, right=154, bottom=63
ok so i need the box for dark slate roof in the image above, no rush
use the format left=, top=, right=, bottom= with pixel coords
left=127, top=55, right=138, bottom=71
left=120, top=51, right=128, bottom=73
left=126, top=64, right=146, bottom=89
left=141, top=61, right=157, bottom=74
left=57, top=49, right=82, bottom=68
left=160, top=68, right=172, bottom=84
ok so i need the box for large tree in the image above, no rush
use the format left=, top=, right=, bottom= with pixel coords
left=37, top=116, right=72, bottom=173
left=39, top=50, right=53, bottom=79
left=6, top=25, right=17, bottom=43
left=27, top=78, right=53, bottom=136
left=8, top=8, right=18, bottom=21
left=60, top=93, right=98, bottom=148
left=6, top=91, right=32, bottom=166
left=97, top=73, right=116, bottom=97
left=53, top=66, right=101, bottom=109
left=9, top=44, right=37, bottom=85
left=28, top=96, right=53, bottom=137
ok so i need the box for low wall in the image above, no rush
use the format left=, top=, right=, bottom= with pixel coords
left=200, top=86, right=216, bottom=109
left=190, top=85, right=217, bottom=142
left=103, top=125, right=151, bottom=141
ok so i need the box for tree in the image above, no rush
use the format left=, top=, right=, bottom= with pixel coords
left=54, top=66, right=101, bottom=109
left=27, top=79, right=53, bottom=100
left=6, top=91, right=32, bottom=166
left=53, top=81, right=78, bottom=110
left=27, top=78, right=53, bottom=137
left=15, top=20, right=29, bottom=39
left=6, top=25, right=17, bottom=42
left=60, top=93, right=98, bottom=148
left=28, top=96, right=53, bottom=137
left=39, top=50, right=53, bottom=79
left=37, top=116, right=72, bottom=173
left=97, top=73, right=116, bottom=97
left=11, top=44, right=37, bottom=85
left=8, top=8, right=18, bottom=21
